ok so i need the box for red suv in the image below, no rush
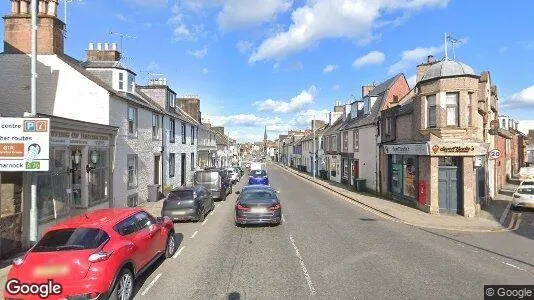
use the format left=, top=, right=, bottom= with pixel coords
left=4, top=208, right=175, bottom=300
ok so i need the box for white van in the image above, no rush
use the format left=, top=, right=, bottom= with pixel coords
left=250, top=162, right=262, bottom=171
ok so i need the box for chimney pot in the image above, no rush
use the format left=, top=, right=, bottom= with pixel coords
left=97, top=43, right=102, bottom=50
left=20, top=0, right=29, bottom=14
left=112, top=43, right=117, bottom=50
left=47, top=0, right=58, bottom=16
left=11, top=0, right=20, bottom=15
left=38, top=0, right=47, bottom=14
left=88, top=42, right=94, bottom=50
left=427, top=55, right=434, bottom=64
left=104, top=43, right=109, bottom=50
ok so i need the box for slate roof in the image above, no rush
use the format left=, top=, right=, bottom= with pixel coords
left=301, top=125, right=328, bottom=141
left=323, top=115, right=344, bottom=135
left=81, top=60, right=136, bottom=75
left=341, top=74, right=405, bottom=130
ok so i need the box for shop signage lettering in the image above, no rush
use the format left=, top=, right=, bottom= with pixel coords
left=428, top=142, right=489, bottom=156
left=51, top=130, right=110, bottom=147
left=384, top=144, right=429, bottom=155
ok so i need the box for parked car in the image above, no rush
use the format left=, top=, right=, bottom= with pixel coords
left=3, top=208, right=175, bottom=300
left=250, top=162, right=262, bottom=171
left=234, top=166, right=244, bottom=178
left=227, top=168, right=239, bottom=184
left=194, top=169, right=231, bottom=200
left=235, top=185, right=282, bottom=226
left=248, top=169, right=269, bottom=185
left=512, top=184, right=534, bottom=209
left=161, top=186, right=215, bottom=222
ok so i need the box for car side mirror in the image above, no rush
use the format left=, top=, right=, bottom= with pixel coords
left=156, top=217, right=164, bottom=224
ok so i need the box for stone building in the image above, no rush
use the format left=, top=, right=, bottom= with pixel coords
left=379, top=55, right=494, bottom=217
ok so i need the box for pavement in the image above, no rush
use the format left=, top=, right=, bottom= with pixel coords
left=3, top=163, right=534, bottom=299
left=275, top=163, right=515, bottom=232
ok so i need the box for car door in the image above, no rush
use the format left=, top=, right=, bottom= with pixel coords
left=133, top=212, right=161, bottom=265
left=115, top=216, right=146, bottom=274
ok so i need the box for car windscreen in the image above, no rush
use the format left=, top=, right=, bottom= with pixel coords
left=517, top=187, right=534, bottom=195
left=239, top=190, right=277, bottom=205
left=250, top=170, right=267, bottom=177
left=33, top=228, right=109, bottom=252
left=168, top=190, right=194, bottom=200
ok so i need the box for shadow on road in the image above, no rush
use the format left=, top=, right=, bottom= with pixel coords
left=228, top=292, right=241, bottom=300
left=131, top=232, right=184, bottom=298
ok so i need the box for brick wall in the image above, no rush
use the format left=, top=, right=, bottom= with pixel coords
left=4, top=15, right=64, bottom=55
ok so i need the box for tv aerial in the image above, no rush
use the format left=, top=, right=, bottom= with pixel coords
left=109, top=31, right=137, bottom=60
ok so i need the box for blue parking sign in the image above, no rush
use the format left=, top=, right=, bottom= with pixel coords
left=24, top=120, right=35, bottom=132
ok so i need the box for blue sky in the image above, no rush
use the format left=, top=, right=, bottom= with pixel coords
left=2, top=0, right=534, bottom=142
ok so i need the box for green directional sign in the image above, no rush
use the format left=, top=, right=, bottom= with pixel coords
left=25, top=162, right=41, bottom=170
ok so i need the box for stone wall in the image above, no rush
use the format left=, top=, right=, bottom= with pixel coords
left=0, top=213, right=23, bottom=259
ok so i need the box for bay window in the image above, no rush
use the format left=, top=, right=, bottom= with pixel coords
left=445, top=92, right=459, bottom=126
left=427, top=95, right=436, bottom=128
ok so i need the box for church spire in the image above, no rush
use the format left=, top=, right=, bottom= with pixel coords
left=264, top=125, right=268, bottom=141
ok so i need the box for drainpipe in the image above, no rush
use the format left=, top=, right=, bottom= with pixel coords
left=375, top=121, right=380, bottom=194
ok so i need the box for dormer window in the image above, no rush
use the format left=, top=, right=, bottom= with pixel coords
left=127, top=74, right=135, bottom=93
left=167, top=90, right=176, bottom=109
left=118, top=72, right=124, bottom=90
left=363, top=99, right=370, bottom=115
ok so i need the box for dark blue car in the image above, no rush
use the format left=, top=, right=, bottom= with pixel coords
left=248, top=169, right=269, bottom=185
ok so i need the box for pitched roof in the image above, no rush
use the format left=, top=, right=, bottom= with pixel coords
left=341, top=74, right=405, bottom=130
left=323, top=115, right=344, bottom=135
left=81, top=60, right=136, bottom=75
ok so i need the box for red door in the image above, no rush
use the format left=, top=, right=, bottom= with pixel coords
left=352, top=160, right=359, bottom=179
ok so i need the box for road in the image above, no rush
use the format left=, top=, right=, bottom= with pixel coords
left=134, top=163, right=534, bottom=299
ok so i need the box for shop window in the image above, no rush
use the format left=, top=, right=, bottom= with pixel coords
left=389, top=155, right=418, bottom=200
left=445, top=92, right=459, bottom=126
left=37, top=148, right=69, bottom=222
left=403, top=156, right=417, bottom=198
left=88, top=149, right=109, bottom=206
left=127, top=155, right=138, bottom=189
left=427, top=95, right=437, bottom=128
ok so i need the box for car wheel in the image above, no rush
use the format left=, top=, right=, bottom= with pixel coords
left=109, top=268, right=134, bottom=300
left=165, top=232, right=176, bottom=258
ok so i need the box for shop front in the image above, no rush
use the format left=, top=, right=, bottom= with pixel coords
left=35, top=116, right=117, bottom=235
left=384, top=143, right=429, bottom=204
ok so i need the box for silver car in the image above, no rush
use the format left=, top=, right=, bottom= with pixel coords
left=235, top=186, right=282, bottom=226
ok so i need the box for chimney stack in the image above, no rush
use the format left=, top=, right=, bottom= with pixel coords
left=86, top=41, right=121, bottom=62
left=4, top=0, right=64, bottom=54
left=415, top=54, right=435, bottom=84
left=362, top=83, right=375, bottom=98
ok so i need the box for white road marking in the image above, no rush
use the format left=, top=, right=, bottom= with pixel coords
left=141, top=273, right=162, bottom=296
left=190, top=230, right=198, bottom=239
left=210, top=210, right=215, bottom=216
left=500, top=202, right=512, bottom=224
left=216, top=203, right=220, bottom=208
left=282, top=214, right=285, bottom=222
left=202, top=218, right=208, bottom=225
left=172, top=246, right=185, bottom=259
left=289, top=235, right=317, bottom=296
left=502, top=261, right=525, bottom=271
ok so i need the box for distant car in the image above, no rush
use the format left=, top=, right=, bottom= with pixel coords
left=250, top=162, right=262, bottom=171
left=248, top=169, right=269, bottom=185
left=235, top=185, right=282, bottom=226
left=234, top=166, right=244, bottom=178
left=4, top=208, right=175, bottom=300
left=194, top=169, right=231, bottom=200
left=512, top=185, right=534, bottom=209
left=161, top=186, right=215, bottom=222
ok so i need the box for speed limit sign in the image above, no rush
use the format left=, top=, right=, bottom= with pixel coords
left=489, top=149, right=501, bottom=159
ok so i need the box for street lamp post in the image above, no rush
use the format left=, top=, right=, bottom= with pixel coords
left=28, top=0, right=38, bottom=245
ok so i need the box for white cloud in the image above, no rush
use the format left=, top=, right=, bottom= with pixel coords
left=323, top=64, right=338, bottom=73
left=202, top=68, right=209, bottom=74
left=217, top=0, right=292, bottom=30
left=189, top=47, right=208, bottom=58
left=332, top=84, right=341, bottom=91
left=249, top=0, right=450, bottom=63
left=237, top=40, right=254, bottom=54
left=115, top=13, right=129, bottom=22
left=272, top=61, right=303, bottom=72
left=292, top=109, right=330, bottom=126
left=406, top=74, right=416, bottom=88
left=388, top=45, right=442, bottom=75
left=204, top=114, right=282, bottom=126
left=502, top=85, right=534, bottom=109
left=168, top=4, right=192, bottom=40
left=352, top=51, right=385, bottom=68
left=255, top=86, right=317, bottom=113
